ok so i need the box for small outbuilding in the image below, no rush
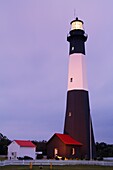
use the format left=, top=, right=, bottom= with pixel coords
left=47, top=133, right=82, bottom=159
left=8, top=140, right=36, bottom=160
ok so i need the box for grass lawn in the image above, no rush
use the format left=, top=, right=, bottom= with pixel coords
left=0, top=165, right=113, bottom=170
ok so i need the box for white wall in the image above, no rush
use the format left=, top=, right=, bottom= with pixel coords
left=8, top=141, right=20, bottom=160
left=19, top=147, right=36, bottom=159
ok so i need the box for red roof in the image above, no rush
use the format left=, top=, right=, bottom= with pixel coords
left=14, top=140, right=36, bottom=147
left=55, top=133, right=82, bottom=145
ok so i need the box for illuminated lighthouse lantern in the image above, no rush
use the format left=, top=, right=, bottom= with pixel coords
left=71, top=19, right=84, bottom=30
left=64, top=17, right=95, bottom=159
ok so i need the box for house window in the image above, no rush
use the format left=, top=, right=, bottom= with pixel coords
left=72, top=47, right=74, bottom=50
left=54, top=148, right=58, bottom=156
left=70, top=78, right=73, bottom=82
left=68, top=112, right=72, bottom=117
left=72, top=148, right=75, bottom=155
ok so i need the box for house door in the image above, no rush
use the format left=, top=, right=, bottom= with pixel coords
left=54, top=148, right=58, bottom=157
left=72, top=148, right=75, bottom=155
left=12, top=152, right=17, bottom=159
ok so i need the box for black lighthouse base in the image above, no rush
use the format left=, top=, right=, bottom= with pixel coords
left=64, top=89, right=96, bottom=159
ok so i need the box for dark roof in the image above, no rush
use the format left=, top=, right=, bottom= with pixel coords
left=70, top=17, right=84, bottom=24
left=48, top=133, right=82, bottom=146
left=14, top=140, right=36, bottom=147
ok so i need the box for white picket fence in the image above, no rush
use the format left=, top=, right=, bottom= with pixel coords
left=0, top=160, right=113, bottom=167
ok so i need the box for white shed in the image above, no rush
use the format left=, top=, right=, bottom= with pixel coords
left=8, top=140, right=36, bottom=160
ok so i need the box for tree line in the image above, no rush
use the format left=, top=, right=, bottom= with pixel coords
left=96, top=142, right=113, bottom=158
left=0, top=133, right=11, bottom=155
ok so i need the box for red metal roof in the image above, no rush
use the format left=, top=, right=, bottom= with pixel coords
left=55, top=133, right=82, bottom=145
left=14, top=140, right=36, bottom=147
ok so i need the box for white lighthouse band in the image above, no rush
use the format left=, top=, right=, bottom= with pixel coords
left=68, top=53, right=88, bottom=91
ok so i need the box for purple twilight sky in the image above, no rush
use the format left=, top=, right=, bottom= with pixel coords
left=0, top=0, right=113, bottom=143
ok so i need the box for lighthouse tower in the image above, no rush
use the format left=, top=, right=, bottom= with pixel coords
left=64, top=17, right=95, bottom=159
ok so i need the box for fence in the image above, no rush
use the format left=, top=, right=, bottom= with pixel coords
left=0, top=160, right=113, bottom=167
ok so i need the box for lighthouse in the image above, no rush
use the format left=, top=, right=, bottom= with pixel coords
left=64, top=17, right=95, bottom=159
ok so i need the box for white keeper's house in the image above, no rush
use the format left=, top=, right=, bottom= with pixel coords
left=8, top=140, right=36, bottom=160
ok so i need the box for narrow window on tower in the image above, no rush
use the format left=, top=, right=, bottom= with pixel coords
left=70, top=78, right=73, bottom=82
left=68, top=112, right=72, bottom=117
left=72, top=46, right=74, bottom=50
